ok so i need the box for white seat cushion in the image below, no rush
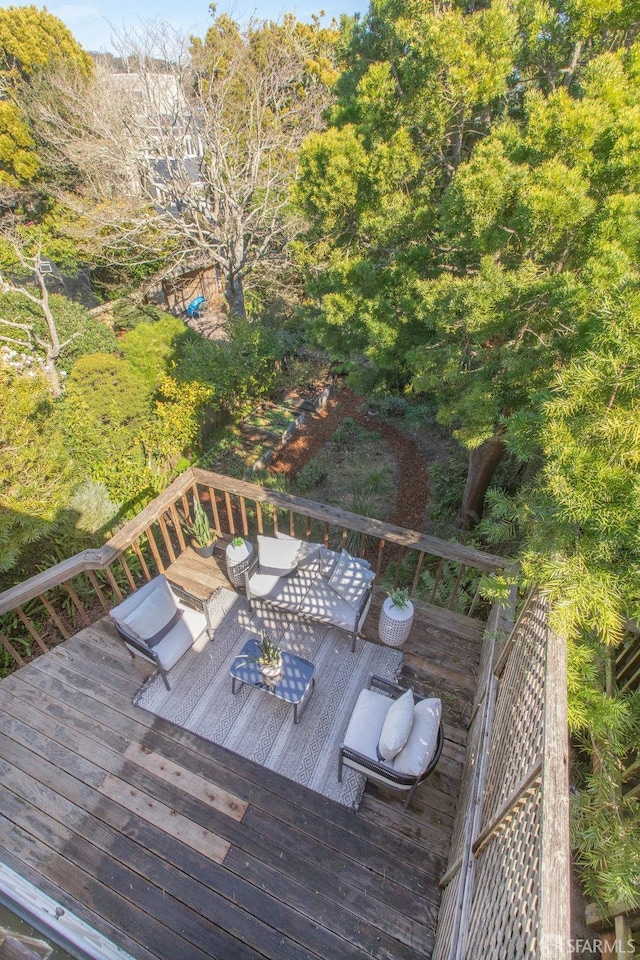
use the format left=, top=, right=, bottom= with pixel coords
left=248, top=567, right=317, bottom=611
left=377, top=688, right=414, bottom=761
left=298, top=578, right=359, bottom=632
left=343, top=688, right=391, bottom=758
left=393, top=698, right=442, bottom=776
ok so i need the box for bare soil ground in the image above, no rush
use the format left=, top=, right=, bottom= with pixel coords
left=270, top=388, right=432, bottom=533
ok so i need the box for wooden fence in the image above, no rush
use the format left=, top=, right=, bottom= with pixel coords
left=0, top=467, right=510, bottom=671
left=433, top=592, right=570, bottom=959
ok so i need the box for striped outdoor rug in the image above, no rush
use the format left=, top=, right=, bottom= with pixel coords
left=133, top=590, right=403, bottom=810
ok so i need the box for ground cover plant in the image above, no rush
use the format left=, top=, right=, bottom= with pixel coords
left=290, top=416, right=399, bottom=539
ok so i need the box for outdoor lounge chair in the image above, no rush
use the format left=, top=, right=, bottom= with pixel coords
left=109, top=575, right=209, bottom=690
left=339, top=675, right=443, bottom=808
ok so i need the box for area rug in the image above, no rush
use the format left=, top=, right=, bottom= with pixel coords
left=133, top=589, right=404, bottom=810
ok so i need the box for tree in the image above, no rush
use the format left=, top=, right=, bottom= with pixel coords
left=0, top=360, right=73, bottom=575
left=34, top=14, right=338, bottom=316
left=294, top=0, right=640, bottom=524
left=0, top=6, right=91, bottom=187
left=0, top=230, right=117, bottom=394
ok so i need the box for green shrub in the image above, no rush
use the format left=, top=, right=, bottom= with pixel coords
left=296, top=459, right=328, bottom=491
left=112, top=300, right=171, bottom=331
left=333, top=417, right=358, bottom=447
left=0, top=290, right=118, bottom=372
left=55, top=353, right=156, bottom=502
left=120, top=317, right=189, bottom=388
left=377, top=395, right=407, bottom=417
left=356, top=466, right=394, bottom=498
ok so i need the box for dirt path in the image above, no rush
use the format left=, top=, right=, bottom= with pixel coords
left=270, top=388, right=430, bottom=534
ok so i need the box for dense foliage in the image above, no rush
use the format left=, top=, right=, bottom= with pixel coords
left=0, top=5, right=91, bottom=186
left=0, top=362, right=73, bottom=576
left=295, top=0, right=640, bottom=912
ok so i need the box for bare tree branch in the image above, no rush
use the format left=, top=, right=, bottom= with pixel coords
left=30, top=18, right=335, bottom=316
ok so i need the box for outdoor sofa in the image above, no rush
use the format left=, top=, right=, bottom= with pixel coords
left=244, top=534, right=375, bottom=651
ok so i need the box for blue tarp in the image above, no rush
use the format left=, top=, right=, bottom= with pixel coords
left=186, top=296, right=206, bottom=317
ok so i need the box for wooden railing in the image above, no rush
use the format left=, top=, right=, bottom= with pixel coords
left=0, top=467, right=510, bottom=672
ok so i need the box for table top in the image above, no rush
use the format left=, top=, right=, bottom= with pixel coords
left=230, top=638, right=315, bottom=705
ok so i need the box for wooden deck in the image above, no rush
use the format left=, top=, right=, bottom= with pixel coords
left=0, top=553, right=484, bottom=960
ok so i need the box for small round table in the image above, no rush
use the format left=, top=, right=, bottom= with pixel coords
left=226, top=540, right=254, bottom=588
left=378, top=597, right=415, bottom=647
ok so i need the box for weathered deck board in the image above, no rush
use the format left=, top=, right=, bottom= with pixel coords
left=0, top=567, right=483, bottom=960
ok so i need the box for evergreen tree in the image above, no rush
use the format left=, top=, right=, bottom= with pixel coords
left=294, top=0, right=640, bottom=523
left=0, top=6, right=91, bottom=187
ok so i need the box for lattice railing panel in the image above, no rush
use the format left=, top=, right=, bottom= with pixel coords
left=432, top=869, right=460, bottom=960
left=448, top=694, right=485, bottom=869
left=481, top=600, right=546, bottom=826
left=466, top=783, right=543, bottom=958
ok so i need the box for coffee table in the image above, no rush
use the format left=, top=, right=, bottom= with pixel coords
left=229, top=638, right=316, bottom=724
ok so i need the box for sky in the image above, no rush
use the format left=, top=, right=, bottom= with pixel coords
left=31, top=0, right=365, bottom=53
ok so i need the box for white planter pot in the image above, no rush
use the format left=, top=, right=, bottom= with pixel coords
left=226, top=540, right=253, bottom=588
left=378, top=596, right=415, bottom=647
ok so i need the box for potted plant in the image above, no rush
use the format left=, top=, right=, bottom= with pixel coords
left=185, top=502, right=216, bottom=558
left=378, top=587, right=415, bottom=647
left=226, top=535, right=254, bottom=587
left=255, top=630, right=283, bottom=686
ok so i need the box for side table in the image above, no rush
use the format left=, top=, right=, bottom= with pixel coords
left=226, top=539, right=254, bottom=588
left=378, top=596, right=415, bottom=647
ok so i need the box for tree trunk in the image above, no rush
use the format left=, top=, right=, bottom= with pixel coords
left=43, top=345, right=62, bottom=397
left=226, top=272, right=246, bottom=318
left=456, top=435, right=506, bottom=528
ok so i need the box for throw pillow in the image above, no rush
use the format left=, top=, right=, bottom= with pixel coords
left=328, top=549, right=376, bottom=610
left=318, top=547, right=340, bottom=578
left=393, top=698, right=442, bottom=777
left=123, top=579, right=179, bottom=642
left=257, top=534, right=302, bottom=576
left=377, top=689, right=415, bottom=762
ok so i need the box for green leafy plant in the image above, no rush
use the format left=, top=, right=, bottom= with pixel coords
left=388, top=587, right=410, bottom=609
left=256, top=629, right=282, bottom=668
left=297, top=458, right=328, bottom=491
left=231, top=536, right=245, bottom=548
left=185, top=502, right=215, bottom=548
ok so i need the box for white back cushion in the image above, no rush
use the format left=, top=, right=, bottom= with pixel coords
left=393, top=698, right=442, bottom=776
left=257, top=535, right=302, bottom=575
left=377, top=688, right=414, bottom=761
left=123, top=579, right=178, bottom=641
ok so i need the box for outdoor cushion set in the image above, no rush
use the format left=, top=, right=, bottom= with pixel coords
left=339, top=675, right=444, bottom=807
left=110, top=576, right=209, bottom=690
left=243, top=534, right=376, bottom=652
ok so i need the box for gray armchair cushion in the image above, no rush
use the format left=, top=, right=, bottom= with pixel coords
left=343, top=688, right=392, bottom=760
left=110, top=575, right=207, bottom=670
left=298, top=578, right=360, bottom=632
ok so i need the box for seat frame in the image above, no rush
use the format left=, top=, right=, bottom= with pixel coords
left=338, top=674, right=444, bottom=809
